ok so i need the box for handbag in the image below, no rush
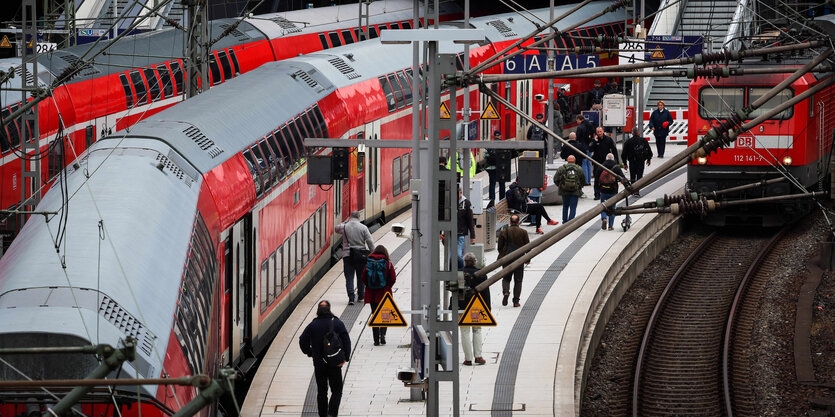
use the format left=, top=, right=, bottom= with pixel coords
left=345, top=222, right=371, bottom=266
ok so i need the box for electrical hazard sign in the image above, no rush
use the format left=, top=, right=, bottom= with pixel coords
left=458, top=293, right=497, bottom=327
left=440, top=102, right=451, bottom=120
left=649, top=47, right=665, bottom=59
left=480, top=100, right=500, bottom=120
left=368, top=292, right=407, bottom=327
left=0, top=36, right=11, bottom=48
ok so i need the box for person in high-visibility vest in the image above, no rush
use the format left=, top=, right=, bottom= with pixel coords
left=447, top=151, right=477, bottom=179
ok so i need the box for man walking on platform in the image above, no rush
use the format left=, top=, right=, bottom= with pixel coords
left=554, top=155, right=585, bottom=223
left=649, top=100, right=674, bottom=158
left=621, top=127, right=653, bottom=193
left=590, top=127, right=619, bottom=199
left=485, top=130, right=507, bottom=204
left=335, top=211, right=374, bottom=305
left=299, top=300, right=351, bottom=417
left=498, top=214, right=530, bottom=308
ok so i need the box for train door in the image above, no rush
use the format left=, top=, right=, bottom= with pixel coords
left=355, top=132, right=366, bottom=217
left=516, top=80, right=532, bottom=139
left=228, top=214, right=253, bottom=364
left=364, top=121, right=382, bottom=220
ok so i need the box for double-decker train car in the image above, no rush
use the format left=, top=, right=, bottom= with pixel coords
left=686, top=60, right=835, bottom=226
left=0, top=0, right=453, bottom=237
left=0, top=3, right=623, bottom=416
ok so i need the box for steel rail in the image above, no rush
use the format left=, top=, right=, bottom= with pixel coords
left=476, top=41, right=825, bottom=83
left=631, top=232, right=718, bottom=417
left=722, top=227, right=788, bottom=417
left=473, top=64, right=832, bottom=287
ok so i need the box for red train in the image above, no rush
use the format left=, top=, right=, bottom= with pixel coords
left=0, top=0, right=448, bottom=243
left=0, top=3, right=625, bottom=416
left=687, top=61, right=835, bottom=226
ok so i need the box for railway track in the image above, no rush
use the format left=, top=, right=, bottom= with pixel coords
left=631, top=228, right=787, bottom=417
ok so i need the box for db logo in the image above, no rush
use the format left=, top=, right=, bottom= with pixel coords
left=625, top=108, right=633, bottom=117
left=735, top=134, right=756, bottom=149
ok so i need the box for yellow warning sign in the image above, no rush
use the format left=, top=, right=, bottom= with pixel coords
left=0, top=36, right=11, bottom=49
left=27, top=39, right=34, bottom=48
left=440, top=101, right=451, bottom=120
left=480, top=100, right=500, bottom=120
left=368, top=292, right=407, bottom=327
left=458, top=293, right=497, bottom=327
left=650, top=47, right=665, bottom=59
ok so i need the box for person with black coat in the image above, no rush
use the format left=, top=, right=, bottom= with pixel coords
left=574, top=114, right=595, bottom=146
left=595, top=154, right=626, bottom=231
left=590, top=127, right=619, bottom=199
left=299, top=301, right=352, bottom=417
left=621, top=127, right=653, bottom=189
left=648, top=100, right=674, bottom=158
left=560, top=132, right=587, bottom=165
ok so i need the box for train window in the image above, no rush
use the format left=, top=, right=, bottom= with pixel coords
left=397, top=70, right=413, bottom=106
left=369, top=26, right=378, bottom=39
left=698, top=87, right=744, bottom=119
left=143, top=68, right=161, bottom=102
left=208, top=55, right=221, bottom=85
left=354, top=28, right=364, bottom=42
left=275, top=130, right=295, bottom=172
left=250, top=144, right=272, bottom=191
left=289, top=231, right=297, bottom=279
left=295, top=115, right=312, bottom=143
left=276, top=245, right=284, bottom=294
left=554, top=35, right=567, bottom=49
left=318, top=33, right=329, bottom=49
left=258, top=139, right=279, bottom=187
left=312, top=106, right=329, bottom=138
left=302, top=219, right=310, bottom=264
left=129, top=70, right=147, bottom=105
left=748, top=87, right=794, bottom=120
left=0, top=109, right=11, bottom=153
left=390, top=22, right=400, bottom=30
left=614, top=22, right=624, bottom=35
left=266, top=134, right=287, bottom=179
left=455, top=54, right=464, bottom=71
left=378, top=76, right=397, bottom=112
left=295, top=227, right=302, bottom=276
left=576, top=29, right=590, bottom=47
left=602, top=24, right=616, bottom=37
left=328, top=32, right=342, bottom=47
left=156, top=64, right=174, bottom=98
left=280, top=240, right=288, bottom=290
left=402, top=21, right=412, bottom=29
left=386, top=74, right=405, bottom=109
left=119, top=73, right=134, bottom=108
left=393, top=156, right=401, bottom=196
left=341, top=30, right=354, bottom=44
left=280, top=125, right=300, bottom=166
left=48, top=136, right=64, bottom=179
left=6, top=105, right=20, bottom=149
left=402, top=152, right=410, bottom=192
left=218, top=51, right=234, bottom=80
left=268, top=252, right=276, bottom=305
left=170, top=60, right=184, bottom=94
left=303, top=110, right=320, bottom=138
left=288, top=122, right=306, bottom=162
left=260, top=259, right=269, bottom=313
left=242, top=149, right=263, bottom=197
left=86, top=125, right=94, bottom=148
left=228, top=49, right=241, bottom=75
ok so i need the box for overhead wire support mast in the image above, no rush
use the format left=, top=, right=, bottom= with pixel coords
left=473, top=49, right=835, bottom=290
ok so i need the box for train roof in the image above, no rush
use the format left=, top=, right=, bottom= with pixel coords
left=110, top=1, right=619, bottom=176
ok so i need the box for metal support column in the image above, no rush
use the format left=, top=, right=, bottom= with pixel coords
left=409, top=0, right=423, bottom=402
left=546, top=0, right=556, bottom=163
left=185, top=0, right=208, bottom=98
left=20, top=0, right=41, bottom=227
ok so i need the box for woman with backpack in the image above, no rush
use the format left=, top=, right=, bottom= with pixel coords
left=596, top=153, right=626, bottom=230
left=361, top=245, right=397, bottom=346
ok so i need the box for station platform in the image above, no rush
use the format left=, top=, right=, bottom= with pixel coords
left=241, top=144, right=689, bottom=417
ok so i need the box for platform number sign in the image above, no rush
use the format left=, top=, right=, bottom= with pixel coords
left=504, top=54, right=598, bottom=74
left=619, top=41, right=645, bottom=65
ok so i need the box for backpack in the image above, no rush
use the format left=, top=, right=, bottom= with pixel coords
left=558, top=166, right=581, bottom=193
left=323, top=318, right=346, bottom=367
left=365, top=258, right=387, bottom=290
left=530, top=127, right=545, bottom=141
left=599, top=169, right=617, bottom=193
left=633, top=138, right=652, bottom=160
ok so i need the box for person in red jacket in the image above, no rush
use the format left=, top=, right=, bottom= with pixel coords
left=362, top=245, right=397, bottom=346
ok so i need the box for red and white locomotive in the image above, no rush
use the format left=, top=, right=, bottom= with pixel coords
left=687, top=60, right=835, bottom=226
left=0, top=3, right=624, bottom=416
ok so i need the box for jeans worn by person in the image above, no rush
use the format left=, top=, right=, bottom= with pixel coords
left=562, top=194, right=579, bottom=223
left=487, top=169, right=506, bottom=202
left=342, top=258, right=365, bottom=302
left=600, top=192, right=617, bottom=228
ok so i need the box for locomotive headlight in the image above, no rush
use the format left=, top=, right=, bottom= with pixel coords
left=782, top=156, right=792, bottom=166
left=697, top=156, right=707, bottom=165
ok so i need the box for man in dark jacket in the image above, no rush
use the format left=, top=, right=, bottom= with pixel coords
left=485, top=130, right=507, bottom=203
left=498, top=214, right=530, bottom=307
left=506, top=179, right=558, bottom=234
left=621, top=127, right=653, bottom=191
left=590, top=79, right=605, bottom=103
left=590, top=127, right=619, bottom=199
left=526, top=113, right=547, bottom=158
left=456, top=187, right=476, bottom=268
left=574, top=114, right=594, bottom=146
left=596, top=153, right=626, bottom=231
left=299, top=301, right=351, bottom=417
left=648, top=100, right=674, bottom=158
left=560, top=132, right=587, bottom=165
